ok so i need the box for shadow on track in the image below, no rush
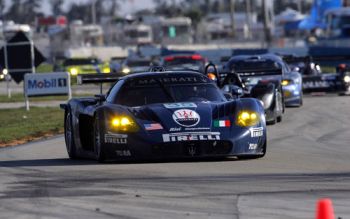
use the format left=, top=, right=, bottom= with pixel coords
left=0, top=157, right=246, bottom=167
left=0, top=158, right=96, bottom=167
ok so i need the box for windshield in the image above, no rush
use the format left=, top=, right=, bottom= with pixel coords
left=115, top=83, right=224, bottom=107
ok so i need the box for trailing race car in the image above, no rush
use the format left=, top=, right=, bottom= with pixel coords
left=60, top=71, right=267, bottom=162
left=62, top=57, right=110, bottom=76
left=160, top=54, right=207, bottom=72
left=222, top=54, right=287, bottom=124
left=283, top=55, right=350, bottom=95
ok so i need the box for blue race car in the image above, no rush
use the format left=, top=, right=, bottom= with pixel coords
left=60, top=71, right=267, bottom=162
left=281, top=70, right=303, bottom=107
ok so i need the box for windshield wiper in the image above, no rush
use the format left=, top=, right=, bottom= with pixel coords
left=155, top=79, right=176, bottom=102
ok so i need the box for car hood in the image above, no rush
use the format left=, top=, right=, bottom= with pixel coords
left=129, top=101, right=237, bottom=132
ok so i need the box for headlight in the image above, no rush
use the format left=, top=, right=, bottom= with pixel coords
left=344, top=75, right=350, bottom=83
left=110, top=116, right=139, bottom=132
left=0, top=74, right=4, bottom=79
left=69, top=68, right=78, bottom=76
left=122, top=68, right=131, bottom=74
left=236, top=110, right=260, bottom=127
left=281, top=80, right=290, bottom=86
left=2, top=68, right=8, bottom=75
left=102, top=67, right=110, bottom=73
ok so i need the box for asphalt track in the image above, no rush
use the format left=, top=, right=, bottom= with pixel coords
left=1, top=95, right=350, bottom=219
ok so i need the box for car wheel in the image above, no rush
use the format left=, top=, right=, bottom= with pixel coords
left=94, top=115, right=106, bottom=163
left=276, top=91, right=283, bottom=123
left=267, top=116, right=277, bottom=125
left=299, top=94, right=303, bottom=106
left=64, top=109, right=77, bottom=159
left=277, top=115, right=282, bottom=123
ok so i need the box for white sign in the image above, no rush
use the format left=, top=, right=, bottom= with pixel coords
left=24, top=72, right=71, bottom=96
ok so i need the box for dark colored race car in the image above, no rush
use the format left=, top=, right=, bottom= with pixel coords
left=160, top=54, right=207, bottom=72
left=283, top=55, right=350, bottom=95
left=60, top=71, right=267, bottom=162
left=222, top=54, right=286, bottom=124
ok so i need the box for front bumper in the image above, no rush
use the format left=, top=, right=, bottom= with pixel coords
left=101, top=127, right=266, bottom=160
left=283, top=85, right=302, bottom=106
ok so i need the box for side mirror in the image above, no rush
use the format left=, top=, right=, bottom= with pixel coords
left=222, top=85, right=244, bottom=98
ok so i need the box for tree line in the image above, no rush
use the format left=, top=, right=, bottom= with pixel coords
left=0, top=0, right=312, bottom=25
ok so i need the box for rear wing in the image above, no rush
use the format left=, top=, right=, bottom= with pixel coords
left=234, top=68, right=283, bottom=77
left=77, top=73, right=124, bottom=85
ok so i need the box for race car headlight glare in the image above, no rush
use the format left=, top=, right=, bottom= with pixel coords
left=70, top=68, right=78, bottom=76
left=110, top=116, right=138, bottom=132
left=2, top=68, right=8, bottom=75
left=281, top=80, right=289, bottom=86
left=103, top=67, right=110, bottom=73
left=344, top=75, right=350, bottom=83
left=122, top=68, right=131, bottom=74
left=236, top=110, right=260, bottom=127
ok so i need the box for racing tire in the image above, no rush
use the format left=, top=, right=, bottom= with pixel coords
left=64, top=109, right=77, bottom=159
left=276, top=91, right=283, bottom=123
left=277, top=115, right=282, bottom=123
left=267, top=116, right=277, bottom=125
left=299, top=94, right=303, bottom=106
left=94, top=115, right=106, bottom=163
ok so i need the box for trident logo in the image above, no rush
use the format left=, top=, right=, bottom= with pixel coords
left=188, top=145, right=196, bottom=156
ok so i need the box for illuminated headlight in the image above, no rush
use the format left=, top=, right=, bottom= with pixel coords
left=344, top=75, right=350, bottom=83
left=236, top=110, right=260, bottom=127
left=2, top=68, right=8, bottom=75
left=69, top=68, right=78, bottom=76
left=122, top=68, right=131, bottom=74
left=281, top=80, right=290, bottom=86
left=110, top=116, right=138, bottom=132
left=0, top=74, right=4, bottom=79
left=103, top=67, right=110, bottom=73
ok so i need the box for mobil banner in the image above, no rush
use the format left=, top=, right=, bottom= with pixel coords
left=24, top=72, right=71, bottom=96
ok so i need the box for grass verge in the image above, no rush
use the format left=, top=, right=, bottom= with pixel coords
left=0, top=107, right=64, bottom=147
left=0, top=93, right=93, bottom=103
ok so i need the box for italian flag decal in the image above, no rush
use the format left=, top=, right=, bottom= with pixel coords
left=213, top=120, right=231, bottom=127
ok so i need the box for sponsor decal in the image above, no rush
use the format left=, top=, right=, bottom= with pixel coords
left=250, top=127, right=264, bottom=137
left=169, top=127, right=182, bottom=132
left=303, top=81, right=331, bottom=89
left=104, top=133, right=128, bottom=144
left=249, top=143, right=258, bottom=150
left=164, top=102, right=197, bottom=109
left=136, top=76, right=208, bottom=86
left=116, top=150, right=132, bottom=157
left=213, top=120, right=231, bottom=127
left=144, top=123, right=163, bottom=131
left=162, top=132, right=220, bottom=142
left=184, top=127, right=210, bottom=131
left=172, top=109, right=200, bottom=127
